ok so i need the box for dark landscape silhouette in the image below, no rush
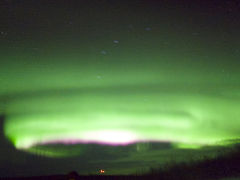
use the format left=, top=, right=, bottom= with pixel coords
left=1, top=145, right=240, bottom=180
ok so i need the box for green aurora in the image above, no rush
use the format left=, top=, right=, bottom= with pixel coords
left=0, top=0, right=240, bottom=175
left=1, top=46, right=240, bottom=157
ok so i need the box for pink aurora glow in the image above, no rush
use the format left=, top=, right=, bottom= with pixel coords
left=39, top=139, right=139, bottom=146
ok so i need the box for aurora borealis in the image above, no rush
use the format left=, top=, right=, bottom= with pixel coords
left=0, top=0, right=240, bottom=177
left=3, top=81, right=240, bottom=151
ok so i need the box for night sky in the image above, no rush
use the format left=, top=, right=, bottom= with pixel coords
left=0, top=0, right=240, bottom=177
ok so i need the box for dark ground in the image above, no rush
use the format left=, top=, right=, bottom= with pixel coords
left=1, top=146, right=240, bottom=180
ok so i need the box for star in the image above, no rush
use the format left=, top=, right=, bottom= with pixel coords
left=145, top=27, right=151, bottom=31
left=100, top=50, right=107, bottom=55
left=97, top=75, right=102, bottom=79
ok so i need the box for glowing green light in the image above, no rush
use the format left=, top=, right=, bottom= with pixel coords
left=173, top=143, right=203, bottom=149
left=3, top=87, right=240, bottom=157
left=1, top=51, right=240, bottom=157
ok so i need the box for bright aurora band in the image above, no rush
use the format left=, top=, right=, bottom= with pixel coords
left=0, top=0, right=240, bottom=176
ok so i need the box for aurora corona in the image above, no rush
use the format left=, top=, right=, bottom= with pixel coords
left=1, top=39, right=240, bottom=158
left=2, top=77, right=240, bottom=157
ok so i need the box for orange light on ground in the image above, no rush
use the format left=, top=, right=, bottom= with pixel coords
left=99, top=169, right=105, bottom=174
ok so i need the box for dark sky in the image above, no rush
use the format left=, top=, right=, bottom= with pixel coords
left=0, top=0, right=240, bottom=177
